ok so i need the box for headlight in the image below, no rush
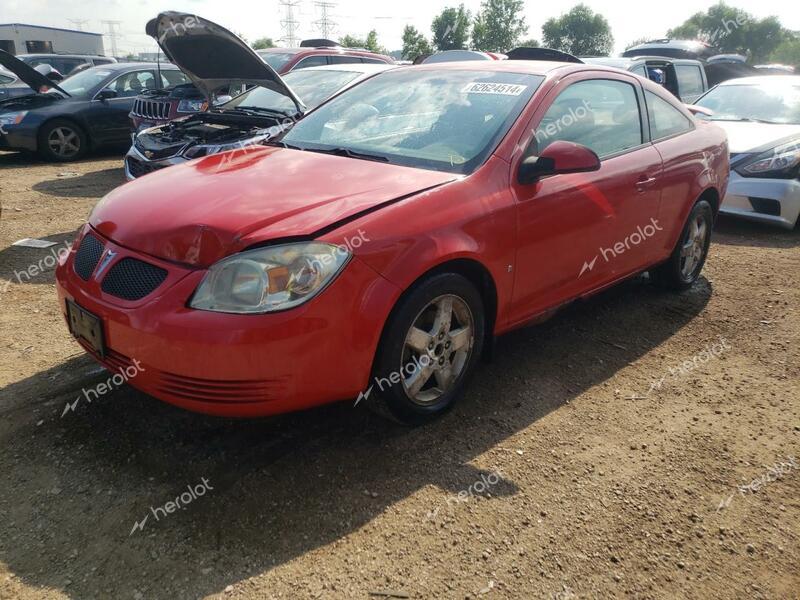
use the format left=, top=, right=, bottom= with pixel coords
left=183, top=135, right=269, bottom=159
left=0, top=111, right=27, bottom=126
left=189, top=242, right=350, bottom=314
left=177, top=99, right=206, bottom=113
left=736, top=139, right=800, bottom=179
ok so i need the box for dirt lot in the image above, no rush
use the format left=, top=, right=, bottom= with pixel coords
left=0, top=150, right=798, bottom=600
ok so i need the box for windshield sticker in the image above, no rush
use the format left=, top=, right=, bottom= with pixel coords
left=462, top=82, right=527, bottom=96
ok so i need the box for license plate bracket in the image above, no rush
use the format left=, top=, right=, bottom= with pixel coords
left=66, top=299, right=106, bottom=358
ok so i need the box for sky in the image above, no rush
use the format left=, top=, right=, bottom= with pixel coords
left=1, top=0, right=798, bottom=57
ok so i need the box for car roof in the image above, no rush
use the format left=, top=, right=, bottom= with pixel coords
left=289, top=63, right=395, bottom=75
left=92, top=62, right=179, bottom=71
left=258, top=47, right=389, bottom=58
left=715, top=75, right=800, bottom=86
left=398, top=59, right=586, bottom=76
left=18, top=53, right=114, bottom=60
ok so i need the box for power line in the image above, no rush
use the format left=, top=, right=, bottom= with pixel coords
left=314, top=1, right=337, bottom=39
left=279, top=0, right=301, bottom=47
left=68, top=19, right=89, bottom=32
left=101, top=20, right=123, bottom=58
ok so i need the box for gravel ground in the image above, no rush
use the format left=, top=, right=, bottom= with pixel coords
left=0, top=150, right=798, bottom=600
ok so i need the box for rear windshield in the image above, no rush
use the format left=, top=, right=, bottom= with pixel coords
left=226, top=68, right=362, bottom=113
left=696, top=83, right=800, bottom=124
left=257, top=51, right=296, bottom=72
left=282, top=68, right=543, bottom=174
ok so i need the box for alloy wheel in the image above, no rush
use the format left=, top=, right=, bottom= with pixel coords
left=401, top=294, right=475, bottom=406
left=680, top=214, right=708, bottom=280
left=48, top=127, right=81, bottom=158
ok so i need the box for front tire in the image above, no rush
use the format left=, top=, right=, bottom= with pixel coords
left=370, top=273, right=485, bottom=425
left=38, top=119, right=87, bottom=162
left=652, top=199, right=713, bottom=290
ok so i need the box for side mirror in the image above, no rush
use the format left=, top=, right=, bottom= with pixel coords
left=214, top=95, right=232, bottom=106
left=518, top=140, right=601, bottom=185
left=685, top=104, right=714, bottom=118
left=96, top=89, right=118, bottom=101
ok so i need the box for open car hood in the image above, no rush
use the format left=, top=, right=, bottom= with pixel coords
left=0, top=50, right=70, bottom=97
left=146, top=12, right=303, bottom=114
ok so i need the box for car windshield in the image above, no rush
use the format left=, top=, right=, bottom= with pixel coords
left=57, top=68, right=113, bottom=98
left=225, top=69, right=363, bottom=114
left=696, top=82, right=800, bottom=124
left=258, top=51, right=296, bottom=72
left=281, top=68, right=543, bottom=174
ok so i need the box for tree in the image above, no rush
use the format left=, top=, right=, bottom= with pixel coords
left=340, top=30, right=387, bottom=54
left=252, top=37, right=275, bottom=50
left=625, top=37, right=650, bottom=51
left=431, top=5, right=471, bottom=51
left=518, top=38, right=540, bottom=48
left=667, top=3, right=788, bottom=63
left=471, top=0, right=528, bottom=53
left=770, top=37, right=800, bottom=67
left=542, top=4, right=614, bottom=56
left=401, top=25, right=432, bottom=60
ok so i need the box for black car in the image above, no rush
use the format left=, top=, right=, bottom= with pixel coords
left=622, top=39, right=720, bottom=61
left=0, top=51, right=188, bottom=161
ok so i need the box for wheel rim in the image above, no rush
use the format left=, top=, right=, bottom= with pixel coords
left=401, top=294, right=475, bottom=406
left=679, top=214, right=708, bottom=280
left=48, top=127, right=80, bottom=158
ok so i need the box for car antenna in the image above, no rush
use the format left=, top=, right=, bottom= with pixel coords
left=156, top=48, right=162, bottom=88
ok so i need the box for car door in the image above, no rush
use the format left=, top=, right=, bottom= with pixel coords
left=507, top=73, right=665, bottom=324
left=89, top=70, right=157, bottom=144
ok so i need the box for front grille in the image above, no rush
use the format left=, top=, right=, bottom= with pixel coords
left=131, top=98, right=171, bottom=120
left=73, top=234, right=104, bottom=280
left=101, top=258, right=168, bottom=301
left=126, top=156, right=167, bottom=179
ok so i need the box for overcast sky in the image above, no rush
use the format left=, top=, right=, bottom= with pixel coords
left=2, top=0, right=798, bottom=56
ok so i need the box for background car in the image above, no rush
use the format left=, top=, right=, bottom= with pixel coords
left=129, top=39, right=395, bottom=131
left=126, top=63, right=395, bottom=179
left=583, top=56, right=710, bottom=103
left=56, top=48, right=728, bottom=423
left=17, top=53, right=117, bottom=76
left=0, top=51, right=185, bottom=161
left=694, top=75, right=800, bottom=229
left=622, top=38, right=720, bottom=61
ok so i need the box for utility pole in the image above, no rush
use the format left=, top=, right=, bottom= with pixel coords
left=279, top=0, right=301, bottom=47
left=101, top=20, right=122, bottom=58
left=313, top=2, right=337, bottom=39
left=68, top=19, right=89, bottom=32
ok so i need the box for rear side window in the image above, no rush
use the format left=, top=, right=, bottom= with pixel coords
left=675, top=65, right=704, bottom=97
left=293, top=55, right=329, bottom=69
left=329, top=55, right=362, bottom=64
left=361, top=57, right=387, bottom=64
left=534, top=79, right=643, bottom=158
left=0, top=73, right=14, bottom=85
left=646, top=90, right=694, bottom=140
left=631, top=65, right=647, bottom=77
left=160, top=70, right=191, bottom=88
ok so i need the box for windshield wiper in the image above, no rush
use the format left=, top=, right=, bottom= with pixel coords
left=268, top=140, right=305, bottom=150
left=234, top=105, right=295, bottom=117
left=304, top=146, right=390, bottom=162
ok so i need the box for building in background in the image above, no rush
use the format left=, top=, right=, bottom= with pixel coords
left=0, top=23, right=105, bottom=56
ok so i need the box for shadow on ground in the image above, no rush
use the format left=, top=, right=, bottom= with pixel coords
left=32, top=167, right=126, bottom=199
left=0, top=276, right=712, bottom=599
left=0, top=231, right=77, bottom=286
left=0, top=148, right=126, bottom=171
left=713, top=214, right=799, bottom=249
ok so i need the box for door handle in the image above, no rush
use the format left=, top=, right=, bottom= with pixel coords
left=635, top=176, right=657, bottom=192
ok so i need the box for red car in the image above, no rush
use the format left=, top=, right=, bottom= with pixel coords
left=56, top=58, right=729, bottom=424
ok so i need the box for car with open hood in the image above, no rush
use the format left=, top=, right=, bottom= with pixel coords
left=694, top=75, right=800, bottom=229
left=55, top=59, right=728, bottom=424
left=0, top=51, right=185, bottom=161
left=128, top=15, right=393, bottom=131
left=125, top=62, right=395, bottom=179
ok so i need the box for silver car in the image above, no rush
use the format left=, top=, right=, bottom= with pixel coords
left=695, top=75, right=800, bottom=229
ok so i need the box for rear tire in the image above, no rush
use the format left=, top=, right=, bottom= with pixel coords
left=38, top=119, right=87, bottom=162
left=369, top=273, right=485, bottom=425
left=652, top=199, right=713, bottom=290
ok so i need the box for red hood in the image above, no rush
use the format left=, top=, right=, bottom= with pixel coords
left=91, top=147, right=456, bottom=267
